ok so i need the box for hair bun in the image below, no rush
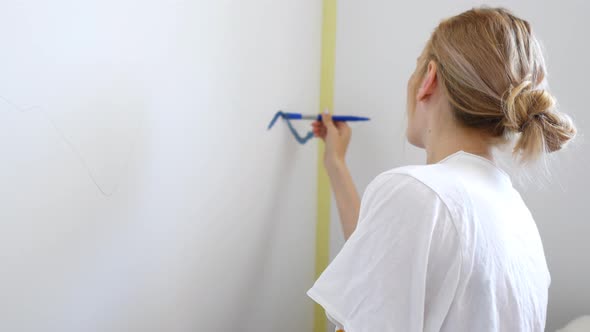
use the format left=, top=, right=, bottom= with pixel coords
left=503, top=81, right=576, bottom=161
left=516, top=89, right=553, bottom=132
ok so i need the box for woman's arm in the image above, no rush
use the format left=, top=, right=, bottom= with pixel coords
left=326, top=159, right=360, bottom=240
left=312, top=110, right=361, bottom=241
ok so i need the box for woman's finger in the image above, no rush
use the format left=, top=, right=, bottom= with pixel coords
left=315, top=127, right=326, bottom=140
left=335, top=121, right=351, bottom=135
left=334, top=121, right=349, bottom=129
left=322, top=112, right=336, bottom=131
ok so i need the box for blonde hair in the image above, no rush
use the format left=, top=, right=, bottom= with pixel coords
left=420, top=6, right=576, bottom=163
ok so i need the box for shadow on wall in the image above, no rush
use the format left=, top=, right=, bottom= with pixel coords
left=228, top=120, right=302, bottom=329
left=556, top=315, right=590, bottom=332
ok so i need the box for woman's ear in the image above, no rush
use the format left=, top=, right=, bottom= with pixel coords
left=416, top=60, right=438, bottom=102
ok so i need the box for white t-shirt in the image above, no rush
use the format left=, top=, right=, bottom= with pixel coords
left=307, top=150, right=551, bottom=332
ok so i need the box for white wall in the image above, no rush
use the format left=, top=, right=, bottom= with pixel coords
left=3, top=1, right=587, bottom=331
left=0, top=1, right=322, bottom=331
left=330, top=1, right=590, bottom=331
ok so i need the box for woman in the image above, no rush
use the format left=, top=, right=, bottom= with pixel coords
left=306, top=7, right=576, bottom=332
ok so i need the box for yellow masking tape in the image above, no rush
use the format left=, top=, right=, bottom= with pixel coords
left=314, top=0, right=337, bottom=332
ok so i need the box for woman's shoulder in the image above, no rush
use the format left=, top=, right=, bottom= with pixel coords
left=357, top=166, right=464, bottom=254
left=368, top=163, right=470, bottom=222
left=371, top=162, right=462, bottom=194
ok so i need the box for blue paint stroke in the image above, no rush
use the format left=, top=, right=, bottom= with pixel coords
left=267, top=110, right=314, bottom=145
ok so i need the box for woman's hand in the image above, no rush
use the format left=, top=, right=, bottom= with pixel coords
left=311, top=110, right=352, bottom=169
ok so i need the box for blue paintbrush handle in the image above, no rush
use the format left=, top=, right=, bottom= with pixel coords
left=319, top=114, right=370, bottom=122
left=282, top=112, right=370, bottom=122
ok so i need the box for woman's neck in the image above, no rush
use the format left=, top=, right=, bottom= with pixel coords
left=425, top=125, right=494, bottom=164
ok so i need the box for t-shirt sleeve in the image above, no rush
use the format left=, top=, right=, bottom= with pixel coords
left=306, top=172, right=462, bottom=332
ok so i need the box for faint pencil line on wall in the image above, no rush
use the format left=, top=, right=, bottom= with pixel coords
left=0, top=94, right=141, bottom=198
